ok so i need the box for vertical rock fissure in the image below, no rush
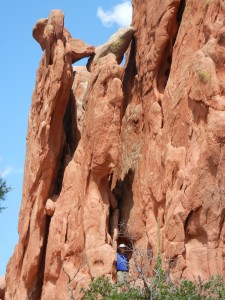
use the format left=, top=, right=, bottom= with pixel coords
left=55, top=94, right=78, bottom=194
left=64, top=90, right=81, bottom=155
left=177, top=0, right=186, bottom=24
left=27, top=215, right=51, bottom=300
left=112, top=170, right=135, bottom=242
left=37, top=216, right=51, bottom=299
left=156, top=0, right=186, bottom=93
left=122, top=37, right=137, bottom=113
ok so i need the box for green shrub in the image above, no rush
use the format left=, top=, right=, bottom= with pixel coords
left=0, top=175, right=12, bottom=212
left=81, top=276, right=146, bottom=300
left=81, top=273, right=225, bottom=299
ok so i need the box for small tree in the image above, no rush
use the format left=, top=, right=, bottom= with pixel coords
left=80, top=221, right=225, bottom=299
left=0, top=175, right=12, bottom=212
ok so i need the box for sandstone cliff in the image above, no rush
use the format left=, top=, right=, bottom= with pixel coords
left=5, top=1, right=225, bottom=299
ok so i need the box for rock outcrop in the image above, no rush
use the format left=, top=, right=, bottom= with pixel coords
left=5, top=1, right=225, bottom=299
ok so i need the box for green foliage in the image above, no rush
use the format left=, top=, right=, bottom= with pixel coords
left=81, top=273, right=225, bottom=300
left=81, top=276, right=146, bottom=300
left=202, top=275, right=225, bottom=299
left=0, top=175, right=12, bottom=212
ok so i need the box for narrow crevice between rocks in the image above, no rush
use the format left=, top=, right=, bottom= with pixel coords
left=64, top=91, right=81, bottom=156
left=111, top=169, right=135, bottom=245
left=54, top=90, right=82, bottom=194
left=156, top=0, right=186, bottom=93
left=184, top=210, right=194, bottom=234
left=31, top=215, right=51, bottom=300
left=177, top=0, right=186, bottom=23
left=55, top=143, right=70, bottom=194
left=122, top=37, right=137, bottom=114
left=219, top=211, right=225, bottom=236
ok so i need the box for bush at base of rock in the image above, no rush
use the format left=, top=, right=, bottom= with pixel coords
left=80, top=274, right=225, bottom=300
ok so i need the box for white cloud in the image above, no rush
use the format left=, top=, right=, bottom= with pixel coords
left=97, top=1, right=132, bottom=27
left=1, top=167, right=13, bottom=178
left=1, top=166, right=23, bottom=178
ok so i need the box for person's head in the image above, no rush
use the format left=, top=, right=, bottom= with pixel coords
left=118, top=243, right=126, bottom=253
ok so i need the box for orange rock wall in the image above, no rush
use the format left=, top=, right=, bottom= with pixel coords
left=5, top=1, right=225, bottom=299
left=119, top=0, right=225, bottom=281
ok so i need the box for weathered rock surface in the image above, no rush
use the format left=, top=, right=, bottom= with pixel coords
left=88, top=26, right=135, bottom=71
left=0, top=276, right=6, bottom=300
left=5, top=0, right=225, bottom=299
left=120, top=0, right=225, bottom=281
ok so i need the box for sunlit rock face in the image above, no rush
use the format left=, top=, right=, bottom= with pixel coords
left=119, top=0, right=225, bottom=281
left=5, top=1, right=225, bottom=299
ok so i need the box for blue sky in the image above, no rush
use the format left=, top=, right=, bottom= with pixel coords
left=0, top=0, right=132, bottom=275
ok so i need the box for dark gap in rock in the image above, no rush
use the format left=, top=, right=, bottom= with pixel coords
left=177, top=0, right=186, bottom=23
left=54, top=89, right=83, bottom=194
left=156, top=42, right=173, bottom=93
left=219, top=209, right=225, bottom=235
left=122, top=37, right=137, bottom=114
left=113, top=169, right=135, bottom=226
left=86, top=53, right=95, bottom=71
left=111, top=169, right=135, bottom=249
left=35, top=215, right=51, bottom=299
left=156, top=0, right=186, bottom=93
left=64, top=90, right=81, bottom=156
left=55, top=144, right=70, bottom=194
left=184, top=207, right=208, bottom=244
left=46, top=50, right=53, bottom=66
left=64, top=219, right=68, bottom=244
left=184, top=210, right=193, bottom=234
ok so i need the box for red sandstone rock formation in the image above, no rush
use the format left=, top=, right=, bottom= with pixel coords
left=4, top=1, right=225, bottom=299
left=124, top=0, right=225, bottom=281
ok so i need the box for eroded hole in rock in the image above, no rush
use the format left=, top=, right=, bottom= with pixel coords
left=184, top=207, right=207, bottom=244
left=93, top=260, right=104, bottom=267
left=73, top=57, right=89, bottom=68
left=156, top=0, right=186, bottom=93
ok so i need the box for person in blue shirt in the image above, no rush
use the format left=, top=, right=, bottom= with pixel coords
left=116, top=243, right=129, bottom=283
